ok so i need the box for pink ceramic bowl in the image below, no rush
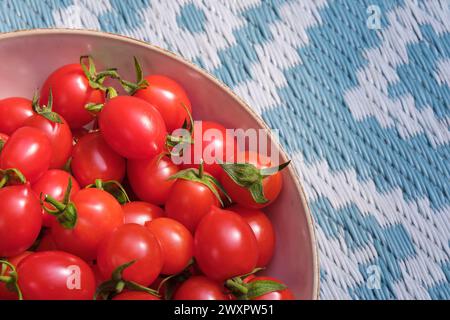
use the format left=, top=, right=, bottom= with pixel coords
left=0, top=29, right=319, bottom=299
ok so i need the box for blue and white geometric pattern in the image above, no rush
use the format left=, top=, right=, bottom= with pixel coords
left=1, top=0, right=449, bottom=300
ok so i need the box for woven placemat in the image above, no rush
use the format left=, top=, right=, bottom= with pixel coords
left=1, top=0, right=449, bottom=300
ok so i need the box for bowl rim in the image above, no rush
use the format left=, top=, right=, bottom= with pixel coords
left=0, top=28, right=320, bottom=299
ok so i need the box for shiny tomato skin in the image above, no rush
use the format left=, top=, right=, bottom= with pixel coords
left=134, top=75, right=192, bottom=133
left=23, top=113, right=73, bottom=169
left=246, top=276, right=295, bottom=300
left=40, top=63, right=104, bottom=128
left=0, top=127, right=52, bottom=183
left=71, top=131, right=126, bottom=187
left=145, top=217, right=193, bottom=275
left=194, top=207, right=258, bottom=281
left=165, top=179, right=218, bottom=233
left=32, top=169, right=80, bottom=227
left=98, top=96, right=167, bottom=160
left=0, top=97, right=33, bottom=135
left=112, top=291, right=161, bottom=300
left=230, top=205, right=275, bottom=267
left=17, top=251, right=96, bottom=300
left=127, top=155, right=179, bottom=206
left=0, top=251, right=33, bottom=300
left=0, top=184, right=42, bottom=257
left=220, top=151, right=283, bottom=209
left=174, top=276, right=227, bottom=300
left=122, top=201, right=164, bottom=225
left=51, top=188, right=124, bottom=261
left=97, top=223, right=163, bottom=286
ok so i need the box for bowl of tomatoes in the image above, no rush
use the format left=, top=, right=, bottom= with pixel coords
left=0, top=29, right=318, bottom=300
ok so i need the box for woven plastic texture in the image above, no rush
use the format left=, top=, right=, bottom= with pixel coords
left=0, top=0, right=449, bottom=300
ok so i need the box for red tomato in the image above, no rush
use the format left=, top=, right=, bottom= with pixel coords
left=181, top=121, right=237, bottom=179
left=0, top=251, right=32, bottom=300
left=246, top=276, right=295, bottom=300
left=134, top=75, right=192, bottom=133
left=17, top=251, right=96, bottom=300
left=98, top=96, right=167, bottom=159
left=40, top=64, right=104, bottom=128
left=165, top=179, right=218, bottom=233
left=112, top=291, right=160, bottom=300
left=127, top=155, right=179, bottom=206
left=0, top=127, right=52, bottom=183
left=0, top=97, right=33, bottom=135
left=0, top=183, right=42, bottom=257
left=174, top=276, right=227, bottom=300
left=51, top=188, right=124, bottom=261
left=122, top=201, right=164, bottom=225
left=220, top=151, right=283, bottom=209
left=23, top=113, right=73, bottom=169
left=35, top=230, right=58, bottom=252
left=71, top=131, right=126, bottom=187
left=97, top=224, right=163, bottom=286
left=194, top=207, right=258, bottom=281
left=230, top=205, right=275, bottom=267
left=32, top=169, right=80, bottom=227
left=145, top=217, right=193, bottom=275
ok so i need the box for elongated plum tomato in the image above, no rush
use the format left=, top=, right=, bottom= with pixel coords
left=23, top=113, right=73, bottom=169
left=0, top=183, right=42, bottom=257
left=0, top=127, right=52, bottom=183
left=51, top=188, right=124, bottom=261
left=134, top=75, right=192, bottom=133
left=97, top=224, right=163, bottom=286
left=145, top=217, right=193, bottom=275
left=127, top=155, right=179, bottom=206
left=220, top=151, right=283, bottom=209
left=32, top=170, right=80, bottom=227
left=40, top=64, right=104, bottom=128
left=245, top=276, right=295, bottom=300
left=112, top=291, right=160, bottom=300
left=0, top=251, right=32, bottom=300
left=98, top=96, right=167, bottom=159
left=71, top=131, right=126, bottom=187
left=122, top=201, right=164, bottom=225
left=174, top=276, right=227, bottom=300
left=0, top=97, right=33, bottom=135
left=230, top=205, right=275, bottom=268
left=17, top=251, right=96, bottom=300
left=194, top=207, right=258, bottom=281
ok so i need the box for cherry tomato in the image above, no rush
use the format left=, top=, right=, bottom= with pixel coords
left=134, top=75, right=192, bottom=133
left=0, top=251, right=32, bottom=300
left=35, top=230, right=58, bottom=252
left=32, top=169, right=80, bottom=227
left=194, top=207, right=258, bottom=281
left=145, top=217, right=193, bottom=275
left=174, top=276, right=227, bottom=300
left=97, top=223, right=163, bottom=286
left=0, top=97, right=33, bottom=135
left=122, top=201, right=164, bottom=225
left=127, top=155, right=179, bottom=205
left=51, top=188, right=124, bottom=261
left=181, top=121, right=237, bottom=179
left=17, top=251, right=96, bottom=300
left=245, top=276, right=295, bottom=300
left=0, top=183, right=42, bottom=257
left=23, top=113, right=73, bottom=169
left=165, top=179, right=218, bottom=233
left=98, top=96, right=167, bottom=159
left=40, top=64, right=104, bottom=128
left=112, top=291, right=160, bottom=300
left=230, top=205, right=275, bottom=267
left=0, top=127, right=52, bottom=183
left=71, top=131, right=126, bottom=187
left=221, top=151, right=283, bottom=209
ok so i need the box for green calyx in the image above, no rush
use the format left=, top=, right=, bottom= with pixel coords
left=85, top=179, right=130, bottom=205
left=0, top=139, right=6, bottom=153
left=157, top=258, right=195, bottom=300
left=0, top=260, right=23, bottom=300
left=220, top=160, right=291, bottom=204
left=0, top=168, right=26, bottom=188
left=120, top=56, right=149, bottom=95
left=94, top=261, right=160, bottom=300
left=42, top=177, right=77, bottom=229
left=32, top=89, right=62, bottom=124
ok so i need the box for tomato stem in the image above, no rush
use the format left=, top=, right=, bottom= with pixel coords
left=115, top=281, right=125, bottom=293
left=45, top=195, right=66, bottom=212
left=0, top=275, right=11, bottom=282
left=95, top=179, right=104, bottom=190
left=0, top=175, right=7, bottom=188
left=226, top=279, right=248, bottom=295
